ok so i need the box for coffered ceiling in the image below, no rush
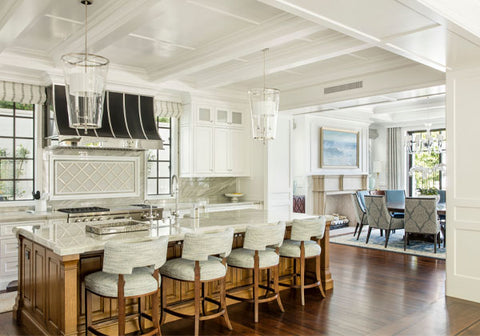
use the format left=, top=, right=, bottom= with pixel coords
left=0, top=0, right=478, bottom=122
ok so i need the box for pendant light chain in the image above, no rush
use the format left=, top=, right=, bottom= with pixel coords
left=84, top=1, right=88, bottom=59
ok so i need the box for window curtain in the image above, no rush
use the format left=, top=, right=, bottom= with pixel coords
left=0, top=81, right=46, bottom=104
left=154, top=100, right=183, bottom=118
left=387, top=127, right=404, bottom=189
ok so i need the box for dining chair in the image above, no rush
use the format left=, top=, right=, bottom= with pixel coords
left=352, top=192, right=368, bottom=239
left=278, top=217, right=326, bottom=305
left=385, top=189, right=405, bottom=203
left=84, top=237, right=169, bottom=336
left=438, top=190, right=446, bottom=203
left=364, top=195, right=404, bottom=248
left=159, top=228, right=234, bottom=336
left=226, top=222, right=286, bottom=323
left=404, top=197, right=441, bottom=253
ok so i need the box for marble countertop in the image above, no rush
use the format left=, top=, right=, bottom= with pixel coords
left=0, top=201, right=260, bottom=223
left=14, top=209, right=318, bottom=256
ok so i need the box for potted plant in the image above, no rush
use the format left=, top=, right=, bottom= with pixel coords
left=417, top=187, right=440, bottom=202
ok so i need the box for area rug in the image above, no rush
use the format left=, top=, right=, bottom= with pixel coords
left=330, top=230, right=445, bottom=259
left=0, top=291, right=16, bottom=313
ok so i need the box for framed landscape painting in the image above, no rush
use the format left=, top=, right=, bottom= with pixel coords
left=320, top=128, right=359, bottom=168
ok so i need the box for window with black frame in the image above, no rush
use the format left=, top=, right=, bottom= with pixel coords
left=407, top=128, right=446, bottom=196
left=0, top=101, right=35, bottom=201
left=147, top=117, right=171, bottom=195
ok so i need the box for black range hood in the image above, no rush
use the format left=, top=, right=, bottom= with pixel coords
left=46, top=85, right=164, bottom=149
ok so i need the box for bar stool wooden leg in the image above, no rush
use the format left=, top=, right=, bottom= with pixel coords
left=152, top=270, right=161, bottom=336
left=118, top=275, right=126, bottom=336
left=253, top=251, right=260, bottom=323
left=194, top=261, right=201, bottom=336
left=85, top=290, right=92, bottom=336
left=138, top=297, right=145, bottom=333
left=201, top=283, right=206, bottom=316
left=316, top=253, right=326, bottom=298
left=274, top=264, right=284, bottom=313
left=160, top=282, right=167, bottom=325
left=220, top=276, right=232, bottom=330
left=300, top=242, right=305, bottom=306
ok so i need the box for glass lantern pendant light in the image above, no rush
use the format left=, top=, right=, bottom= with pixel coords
left=61, top=0, right=109, bottom=134
left=248, top=48, right=280, bottom=142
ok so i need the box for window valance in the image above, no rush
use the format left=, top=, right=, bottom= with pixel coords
left=155, top=100, right=183, bottom=118
left=0, top=81, right=46, bottom=104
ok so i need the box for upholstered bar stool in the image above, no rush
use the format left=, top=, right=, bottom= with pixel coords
left=279, top=217, right=326, bottom=305
left=226, top=221, right=286, bottom=323
left=84, top=236, right=169, bottom=336
left=159, top=228, right=234, bottom=336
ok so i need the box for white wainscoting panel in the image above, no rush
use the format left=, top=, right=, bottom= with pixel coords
left=50, top=155, right=140, bottom=200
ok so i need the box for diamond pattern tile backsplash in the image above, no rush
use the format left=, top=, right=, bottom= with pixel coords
left=52, top=156, right=139, bottom=199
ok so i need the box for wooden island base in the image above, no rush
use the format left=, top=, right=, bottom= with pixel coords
left=13, top=223, right=332, bottom=336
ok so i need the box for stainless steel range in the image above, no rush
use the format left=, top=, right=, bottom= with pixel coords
left=57, top=205, right=162, bottom=223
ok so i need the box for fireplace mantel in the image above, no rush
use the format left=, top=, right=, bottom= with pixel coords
left=310, top=174, right=368, bottom=215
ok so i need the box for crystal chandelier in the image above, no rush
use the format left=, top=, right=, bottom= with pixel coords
left=405, top=123, right=446, bottom=154
left=248, top=48, right=279, bottom=142
left=61, top=0, right=109, bottom=134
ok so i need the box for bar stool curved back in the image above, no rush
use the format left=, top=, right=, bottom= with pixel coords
left=159, top=228, right=234, bottom=336
left=226, top=221, right=286, bottom=323
left=84, top=236, right=169, bottom=336
left=279, top=217, right=327, bottom=305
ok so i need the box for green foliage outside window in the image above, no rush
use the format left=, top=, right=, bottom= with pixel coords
left=0, top=144, right=30, bottom=199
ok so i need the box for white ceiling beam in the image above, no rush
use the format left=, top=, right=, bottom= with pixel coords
left=0, top=0, right=54, bottom=54
left=149, top=14, right=325, bottom=82
left=186, top=0, right=261, bottom=25
left=258, top=0, right=447, bottom=72
left=197, top=34, right=372, bottom=88
left=49, top=0, right=167, bottom=62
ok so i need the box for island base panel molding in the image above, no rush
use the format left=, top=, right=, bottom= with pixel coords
left=13, top=235, right=80, bottom=336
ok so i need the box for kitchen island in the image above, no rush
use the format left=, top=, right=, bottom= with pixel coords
left=12, top=209, right=333, bottom=336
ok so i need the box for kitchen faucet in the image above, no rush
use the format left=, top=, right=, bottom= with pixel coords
left=143, top=200, right=157, bottom=221
left=171, top=174, right=179, bottom=222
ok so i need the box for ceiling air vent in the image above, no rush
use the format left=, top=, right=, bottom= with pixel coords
left=324, top=81, right=363, bottom=94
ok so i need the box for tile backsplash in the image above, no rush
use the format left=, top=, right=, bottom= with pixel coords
left=179, top=177, right=237, bottom=203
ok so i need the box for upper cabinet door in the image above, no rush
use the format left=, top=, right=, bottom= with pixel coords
left=215, top=108, right=229, bottom=125
left=194, top=126, right=214, bottom=175
left=197, top=106, right=213, bottom=125
left=231, top=110, right=244, bottom=127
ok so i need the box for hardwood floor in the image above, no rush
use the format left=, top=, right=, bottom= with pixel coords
left=3, top=243, right=480, bottom=335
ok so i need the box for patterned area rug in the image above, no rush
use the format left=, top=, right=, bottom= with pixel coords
left=330, top=229, right=445, bottom=259
left=0, top=291, right=16, bottom=313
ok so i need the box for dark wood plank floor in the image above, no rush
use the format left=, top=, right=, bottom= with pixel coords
left=3, top=244, right=480, bottom=335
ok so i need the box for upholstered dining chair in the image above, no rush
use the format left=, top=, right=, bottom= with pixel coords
left=226, top=221, right=286, bottom=323
left=84, top=237, right=169, bottom=336
left=364, top=195, right=405, bottom=248
left=404, top=197, right=441, bottom=253
left=279, top=217, right=326, bottom=305
left=160, top=228, right=234, bottom=336
left=352, top=191, right=369, bottom=239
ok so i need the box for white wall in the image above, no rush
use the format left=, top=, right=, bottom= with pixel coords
left=445, top=66, right=480, bottom=303
left=291, top=114, right=369, bottom=214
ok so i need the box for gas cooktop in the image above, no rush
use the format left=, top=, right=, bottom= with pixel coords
left=57, top=206, right=110, bottom=214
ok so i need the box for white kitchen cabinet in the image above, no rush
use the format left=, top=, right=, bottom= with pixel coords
left=214, top=128, right=230, bottom=174
left=230, top=129, right=247, bottom=174
left=0, top=219, right=46, bottom=290
left=180, top=101, right=249, bottom=177
left=194, top=126, right=214, bottom=175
